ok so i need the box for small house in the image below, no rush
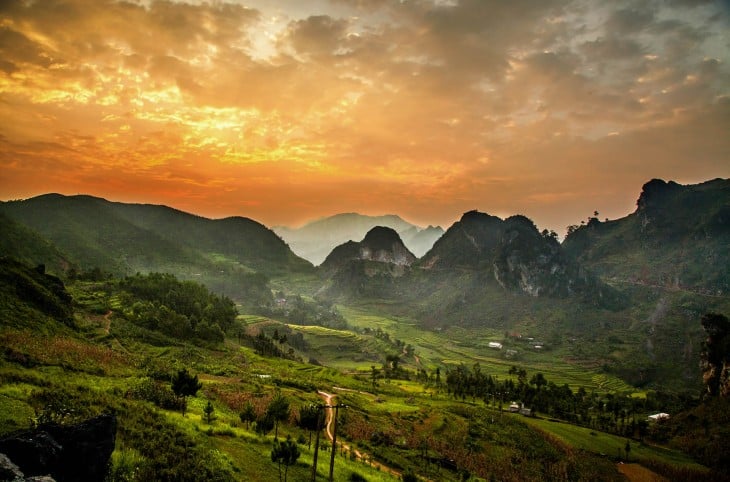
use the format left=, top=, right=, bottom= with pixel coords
left=648, top=412, right=669, bottom=421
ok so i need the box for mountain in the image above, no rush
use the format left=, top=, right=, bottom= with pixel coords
left=563, top=178, right=730, bottom=294
left=318, top=226, right=416, bottom=298
left=321, top=226, right=416, bottom=272
left=0, top=212, right=73, bottom=275
left=417, top=210, right=610, bottom=300
left=274, top=213, right=443, bottom=265
left=0, top=257, right=74, bottom=330
left=0, top=194, right=313, bottom=299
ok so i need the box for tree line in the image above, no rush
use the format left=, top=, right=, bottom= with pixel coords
left=118, top=272, right=237, bottom=342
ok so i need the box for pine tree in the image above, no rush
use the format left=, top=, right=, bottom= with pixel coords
left=239, top=400, right=256, bottom=429
left=204, top=400, right=215, bottom=424
left=266, top=391, right=290, bottom=439
left=171, top=368, right=202, bottom=416
left=271, top=435, right=300, bottom=482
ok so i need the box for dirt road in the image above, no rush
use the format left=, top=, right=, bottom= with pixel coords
left=316, top=390, right=402, bottom=479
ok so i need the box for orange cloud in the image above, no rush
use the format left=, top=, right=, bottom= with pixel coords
left=0, top=0, right=728, bottom=234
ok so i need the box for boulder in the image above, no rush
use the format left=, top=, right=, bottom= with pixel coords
left=0, top=414, right=116, bottom=482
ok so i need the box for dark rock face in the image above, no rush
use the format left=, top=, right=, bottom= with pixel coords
left=700, top=313, right=730, bottom=398
left=0, top=414, right=116, bottom=482
left=492, top=216, right=572, bottom=297
left=0, top=453, right=26, bottom=480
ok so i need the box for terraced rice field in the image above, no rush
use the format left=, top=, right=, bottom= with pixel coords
left=339, top=306, right=638, bottom=394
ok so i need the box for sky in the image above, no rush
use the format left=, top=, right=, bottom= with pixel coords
left=0, top=0, right=728, bottom=235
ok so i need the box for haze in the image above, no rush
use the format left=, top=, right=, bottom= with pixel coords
left=0, top=0, right=728, bottom=235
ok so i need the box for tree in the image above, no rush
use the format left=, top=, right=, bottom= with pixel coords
left=297, top=404, right=323, bottom=449
left=370, top=365, right=380, bottom=391
left=203, top=400, right=215, bottom=424
left=271, top=434, right=300, bottom=482
left=171, top=368, right=202, bottom=416
left=239, top=400, right=256, bottom=429
left=266, top=391, right=290, bottom=439
left=530, top=373, right=547, bottom=391
left=256, top=414, right=275, bottom=436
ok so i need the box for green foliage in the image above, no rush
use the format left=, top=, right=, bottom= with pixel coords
left=0, top=257, right=74, bottom=328
left=656, top=396, right=730, bottom=473
left=118, top=404, right=234, bottom=482
left=0, top=194, right=313, bottom=281
left=126, top=378, right=185, bottom=411
left=204, top=400, right=215, bottom=424
left=106, top=447, right=143, bottom=482
left=29, top=387, right=91, bottom=425
left=270, top=434, right=300, bottom=482
left=261, top=294, right=348, bottom=330
left=171, top=368, right=202, bottom=399
left=119, top=272, right=236, bottom=342
left=563, top=178, right=730, bottom=294
left=0, top=212, right=72, bottom=276
left=255, top=414, right=275, bottom=436
left=266, top=391, right=290, bottom=439
left=239, top=401, right=256, bottom=429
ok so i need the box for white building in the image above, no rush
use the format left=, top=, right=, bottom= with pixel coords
left=648, top=412, right=669, bottom=421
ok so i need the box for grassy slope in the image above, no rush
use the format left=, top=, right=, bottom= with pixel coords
left=0, top=271, right=718, bottom=481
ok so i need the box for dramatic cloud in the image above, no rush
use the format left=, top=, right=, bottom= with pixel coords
left=0, top=0, right=728, bottom=232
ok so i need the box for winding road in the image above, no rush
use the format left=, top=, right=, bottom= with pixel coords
left=316, top=390, right=402, bottom=479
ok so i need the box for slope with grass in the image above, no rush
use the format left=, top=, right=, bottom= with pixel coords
left=4, top=258, right=718, bottom=481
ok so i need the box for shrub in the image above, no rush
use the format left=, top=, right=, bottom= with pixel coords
left=126, top=378, right=185, bottom=411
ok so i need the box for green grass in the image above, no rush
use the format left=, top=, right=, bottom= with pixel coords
left=520, top=415, right=706, bottom=470
left=338, top=305, right=637, bottom=394
left=1, top=278, right=719, bottom=482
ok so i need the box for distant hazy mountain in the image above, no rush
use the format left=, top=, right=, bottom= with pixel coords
left=563, top=178, right=730, bottom=294
left=274, top=213, right=443, bottom=265
left=0, top=194, right=313, bottom=298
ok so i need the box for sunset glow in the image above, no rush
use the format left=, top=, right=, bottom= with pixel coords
left=0, top=0, right=728, bottom=233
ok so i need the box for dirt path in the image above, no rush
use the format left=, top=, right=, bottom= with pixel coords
left=317, top=391, right=336, bottom=441
left=102, top=310, right=112, bottom=334
left=316, top=390, right=402, bottom=479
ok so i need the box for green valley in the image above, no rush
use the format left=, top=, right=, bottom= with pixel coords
left=1, top=179, right=729, bottom=481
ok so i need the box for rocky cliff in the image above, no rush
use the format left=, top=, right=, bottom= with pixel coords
left=321, top=226, right=416, bottom=273
left=0, top=414, right=116, bottom=482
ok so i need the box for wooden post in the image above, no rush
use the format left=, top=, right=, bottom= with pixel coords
left=328, top=404, right=339, bottom=482
left=311, top=407, right=323, bottom=482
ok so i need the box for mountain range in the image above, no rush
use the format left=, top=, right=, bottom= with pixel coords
left=274, top=213, right=444, bottom=265
left=0, top=194, right=312, bottom=303
left=1, top=178, right=728, bottom=390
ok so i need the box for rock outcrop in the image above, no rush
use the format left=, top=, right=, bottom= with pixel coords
left=321, top=226, right=416, bottom=273
left=419, top=211, right=602, bottom=299
left=0, top=414, right=116, bottom=482
left=700, top=313, right=730, bottom=398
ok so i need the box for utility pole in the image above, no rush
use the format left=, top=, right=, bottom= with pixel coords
left=328, top=404, right=346, bottom=482
left=310, top=403, right=347, bottom=482
left=310, top=406, right=324, bottom=482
